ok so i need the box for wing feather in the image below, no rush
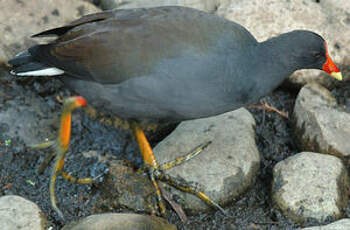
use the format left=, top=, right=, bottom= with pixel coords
left=29, top=6, right=256, bottom=84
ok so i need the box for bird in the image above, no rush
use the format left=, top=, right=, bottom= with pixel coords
left=8, top=5, right=342, bottom=219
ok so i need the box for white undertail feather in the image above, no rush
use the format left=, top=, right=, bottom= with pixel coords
left=12, top=67, right=65, bottom=76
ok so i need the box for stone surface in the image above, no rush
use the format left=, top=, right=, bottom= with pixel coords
left=100, top=0, right=230, bottom=12
left=154, top=108, right=260, bottom=213
left=293, top=83, right=350, bottom=157
left=0, top=195, right=48, bottom=230
left=302, top=219, right=350, bottom=230
left=0, top=80, right=58, bottom=146
left=0, top=0, right=100, bottom=60
left=95, top=160, right=158, bottom=214
left=216, top=0, right=350, bottom=88
left=62, top=213, right=177, bottom=230
left=272, top=152, right=349, bottom=223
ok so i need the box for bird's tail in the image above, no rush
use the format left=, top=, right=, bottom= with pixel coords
left=8, top=48, right=64, bottom=77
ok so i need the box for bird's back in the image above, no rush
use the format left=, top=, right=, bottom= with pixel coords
left=12, top=6, right=259, bottom=122
left=29, top=6, right=257, bottom=84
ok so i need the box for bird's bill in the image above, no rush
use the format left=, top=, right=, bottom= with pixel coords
left=330, top=71, right=343, bottom=81
left=323, top=56, right=342, bottom=80
left=323, top=42, right=342, bottom=81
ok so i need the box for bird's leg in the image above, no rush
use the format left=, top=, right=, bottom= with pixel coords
left=131, top=123, right=225, bottom=216
left=154, top=169, right=226, bottom=214
left=30, top=96, right=100, bottom=219
left=158, top=141, right=211, bottom=170
left=156, top=141, right=226, bottom=214
left=30, top=141, right=56, bottom=174
left=131, top=123, right=166, bottom=215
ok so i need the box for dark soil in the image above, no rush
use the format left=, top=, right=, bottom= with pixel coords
left=1, top=68, right=350, bottom=230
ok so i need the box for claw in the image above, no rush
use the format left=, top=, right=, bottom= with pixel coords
left=29, top=140, right=55, bottom=149
left=29, top=141, right=56, bottom=174
left=93, top=171, right=106, bottom=183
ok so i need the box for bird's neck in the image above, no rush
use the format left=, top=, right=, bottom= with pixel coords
left=259, top=33, right=305, bottom=72
left=251, top=35, right=301, bottom=89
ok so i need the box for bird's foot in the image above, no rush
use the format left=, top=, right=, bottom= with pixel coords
left=29, top=96, right=104, bottom=219
left=154, top=141, right=226, bottom=215
left=153, top=168, right=226, bottom=215
left=131, top=124, right=225, bottom=217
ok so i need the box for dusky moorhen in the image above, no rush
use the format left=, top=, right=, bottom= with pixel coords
left=9, top=6, right=342, bottom=219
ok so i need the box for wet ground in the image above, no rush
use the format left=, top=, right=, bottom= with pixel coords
left=0, top=66, right=350, bottom=229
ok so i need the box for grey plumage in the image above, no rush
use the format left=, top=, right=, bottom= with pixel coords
left=9, top=6, right=329, bottom=122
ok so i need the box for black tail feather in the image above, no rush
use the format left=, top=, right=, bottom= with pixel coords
left=8, top=47, right=57, bottom=76
left=8, top=50, right=34, bottom=67
left=14, top=62, right=48, bottom=73
left=31, top=26, right=74, bottom=38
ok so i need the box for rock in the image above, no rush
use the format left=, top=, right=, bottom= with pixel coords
left=0, top=195, right=48, bottom=230
left=154, top=108, right=260, bottom=213
left=0, top=81, right=58, bottom=146
left=62, top=213, right=177, bottom=230
left=293, top=83, right=350, bottom=157
left=217, top=0, right=350, bottom=88
left=272, top=152, right=349, bottom=223
left=0, top=0, right=100, bottom=60
left=302, top=219, right=350, bottom=230
left=99, top=0, right=230, bottom=12
left=95, top=160, right=158, bottom=214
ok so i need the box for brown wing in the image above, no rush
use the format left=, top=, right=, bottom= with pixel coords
left=31, top=11, right=114, bottom=37
left=29, top=6, right=256, bottom=84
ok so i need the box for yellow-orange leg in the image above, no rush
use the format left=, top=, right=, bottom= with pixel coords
left=34, top=97, right=224, bottom=218
left=49, top=148, right=96, bottom=219
left=131, top=124, right=226, bottom=216
left=136, top=141, right=211, bottom=173
left=31, top=96, right=90, bottom=219
left=131, top=122, right=166, bottom=215
left=159, top=141, right=211, bottom=170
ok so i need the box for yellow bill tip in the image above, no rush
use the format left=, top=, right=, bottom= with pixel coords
left=331, top=72, right=343, bottom=81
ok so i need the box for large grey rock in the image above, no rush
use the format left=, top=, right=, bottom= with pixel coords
left=62, top=213, right=177, bottom=230
left=217, top=0, right=349, bottom=88
left=154, top=108, right=260, bottom=213
left=0, top=0, right=100, bottom=60
left=293, top=83, right=350, bottom=157
left=0, top=195, right=48, bottom=230
left=272, top=152, right=349, bottom=223
left=100, top=0, right=230, bottom=12
left=302, top=219, right=350, bottom=230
